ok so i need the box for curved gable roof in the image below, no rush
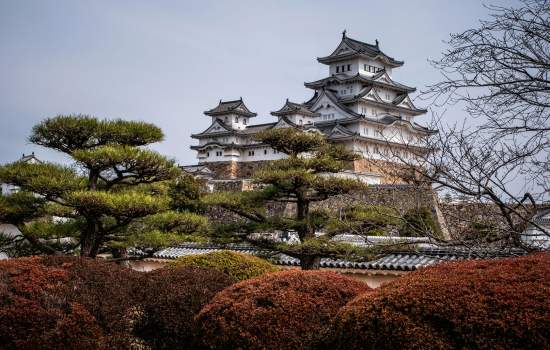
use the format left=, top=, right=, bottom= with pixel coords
left=204, top=98, right=257, bottom=117
left=317, top=34, right=404, bottom=67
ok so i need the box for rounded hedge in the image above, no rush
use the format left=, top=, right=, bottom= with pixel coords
left=0, top=257, right=106, bottom=349
left=171, top=250, right=279, bottom=281
left=326, top=253, right=550, bottom=350
left=39, top=256, right=142, bottom=349
left=196, top=270, right=370, bottom=350
left=134, top=265, right=234, bottom=350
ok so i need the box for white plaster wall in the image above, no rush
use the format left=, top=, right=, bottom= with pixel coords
left=329, top=59, right=359, bottom=76
left=358, top=58, right=387, bottom=76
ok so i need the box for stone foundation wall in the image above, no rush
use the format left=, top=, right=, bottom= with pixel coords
left=312, top=185, right=437, bottom=215
left=200, top=161, right=268, bottom=179
left=203, top=159, right=417, bottom=184
left=351, top=159, right=419, bottom=185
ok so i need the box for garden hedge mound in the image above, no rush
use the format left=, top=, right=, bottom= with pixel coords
left=134, top=265, right=234, bottom=350
left=196, top=270, right=370, bottom=350
left=171, top=250, right=279, bottom=281
left=0, top=256, right=142, bottom=349
left=326, top=252, right=550, bottom=350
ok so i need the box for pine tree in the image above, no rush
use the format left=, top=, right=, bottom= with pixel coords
left=205, top=128, right=396, bottom=270
left=0, top=115, right=207, bottom=257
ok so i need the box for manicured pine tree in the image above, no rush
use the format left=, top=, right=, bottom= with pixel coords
left=0, top=115, right=207, bottom=257
left=205, top=127, right=397, bottom=270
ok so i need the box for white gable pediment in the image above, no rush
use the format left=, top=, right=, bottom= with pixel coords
left=309, top=93, right=351, bottom=119
left=374, top=72, right=394, bottom=85
left=202, top=120, right=230, bottom=134
left=272, top=118, right=294, bottom=129
left=364, top=89, right=383, bottom=102
left=397, top=95, right=416, bottom=109
left=335, top=42, right=354, bottom=56
left=328, top=125, right=353, bottom=138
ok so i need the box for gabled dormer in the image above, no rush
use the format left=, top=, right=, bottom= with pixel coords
left=327, top=124, right=355, bottom=139
left=308, top=89, right=361, bottom=121
left=271, top=99, right=320, bottom=126
left=204, top=98, right=257, bottom=130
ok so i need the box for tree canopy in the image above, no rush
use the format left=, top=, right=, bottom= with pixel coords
left=205, top=127, right=399, bottom=269
left=0, top=115, right=207, bottom=258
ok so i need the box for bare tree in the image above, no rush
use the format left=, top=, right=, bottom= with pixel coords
left=367, top=0, right=550, bottom=251
left=423, top=0, right=550, bottom=193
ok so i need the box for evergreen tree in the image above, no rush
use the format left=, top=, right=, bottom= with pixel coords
left=0, top=115, right=207, bottom=257
left=205, top=128, right=397, bottom=270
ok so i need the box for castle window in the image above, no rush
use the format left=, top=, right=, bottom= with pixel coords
left=243, top=118, right=247, bottom=125
left=236, top=117, right=239, bottom=123
left=336, top=66, right=339, bottom=73
left=248, top=151, right=255, bottom=156
left=299, top=119, right=303, bottom=125
left=264, top=149, right=267, bottom=155
left=347, top=64, right=351, bottom=71
left=216, top=151, right=222, bottom=156
left=207, top=152, right=210, bottom=157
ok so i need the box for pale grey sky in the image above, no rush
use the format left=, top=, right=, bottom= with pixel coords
left=0, top=0, right=520, bottom=165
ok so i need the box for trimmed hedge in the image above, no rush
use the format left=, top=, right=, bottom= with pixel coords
left=134, top=266, right=234, bottom=350
left=39, top=256, right=142, bottom=349
left=0, top=256, right=142, bottom=350
left=0, top=257, right=106, bottom=349
left=326, top=253, right=550, bottom=350
left=171, top=250, right=279, bottom=281
left=196, top=270, right=370, bottom=350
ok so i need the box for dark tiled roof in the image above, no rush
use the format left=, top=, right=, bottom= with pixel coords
left=241, top=122, right=278, bottom=134
left=180, top=165, right=213, bottom=175
left=204, top=98, right=257, bottom=117
left=19, top=152, right=41, bottom=163
left=318, top=35, right=404, bottom=67
left=145, top=241, right=526, bottom=272
left=305, top=72, right=415, bottom=93
left=271, top=99, right=320, bottom=117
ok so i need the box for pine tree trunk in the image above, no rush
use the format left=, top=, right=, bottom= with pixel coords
left=300, top=255, right=321, bottom=270
left=296, top=195, right=320, bottom=269
left=81, top=219, right=100, bottom=258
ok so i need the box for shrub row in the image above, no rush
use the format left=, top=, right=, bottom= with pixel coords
left=325, top=252, right=550, bottom=350
left=0, top=256, right=137, bottom=349
left=1, top=252, right=549, bottom=350
left=196, top=270, right=370, bottom=350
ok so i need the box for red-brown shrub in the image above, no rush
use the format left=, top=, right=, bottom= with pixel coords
left=39, top=256, right=142, bottom=349
left=0, top=257, right=106, bottom=350
left=326, top=252, right=550, bottom=350
left=134, top=265, right=234, bottom=350
left=195, top=270, right=370, bottom=350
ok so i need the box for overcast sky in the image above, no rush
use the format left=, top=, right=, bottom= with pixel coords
left=0, top=0, right=521, bottom=166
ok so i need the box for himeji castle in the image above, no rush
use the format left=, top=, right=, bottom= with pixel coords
left=187, top=32, right=436, bottom=184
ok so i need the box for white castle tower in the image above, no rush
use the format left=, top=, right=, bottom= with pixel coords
left=187, top=32, right=435, bottom=183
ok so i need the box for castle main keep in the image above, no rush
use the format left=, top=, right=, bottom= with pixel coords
left=186, top=32, right=435, bottom=184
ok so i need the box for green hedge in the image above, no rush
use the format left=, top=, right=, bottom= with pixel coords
left=170, top=250, right=279, bottom=281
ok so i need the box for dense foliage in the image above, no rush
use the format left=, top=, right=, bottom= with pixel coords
left=196, top=270, right=370, bottom=350
left=134, top=266, right=234, bottom=350
left=171, top=250, right=279, bottom=281
left=0, top=256, right=140, bottom=350
left=398, top=206, right=441, bottom=237
left=0, top=115, right=207, bottom=257
left=326, top=252, right=550, bottom=350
